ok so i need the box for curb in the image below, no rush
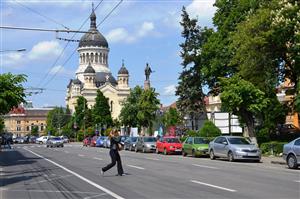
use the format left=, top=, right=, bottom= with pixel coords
left=270, top=161, right=286, bottom=165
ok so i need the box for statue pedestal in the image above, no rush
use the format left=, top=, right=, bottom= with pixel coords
left=144, top=80, right=150, bottom=90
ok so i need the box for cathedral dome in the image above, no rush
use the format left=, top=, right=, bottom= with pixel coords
left=78, top=8, right=108, bottom=48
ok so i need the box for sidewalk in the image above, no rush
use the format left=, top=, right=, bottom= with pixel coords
left=262, top=156, right=286, bottom=165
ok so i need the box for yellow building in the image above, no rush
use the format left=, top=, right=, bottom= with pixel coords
left=3, top=106, right=53, bottom=137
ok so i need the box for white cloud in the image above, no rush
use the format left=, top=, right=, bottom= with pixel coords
left=164, top=84, right=176, bottom=96
left=164, top=0, right=216, bottom=28
left=0, top=52, right=25, bottom=67
left=28, top=40, right=62, bottom=60
left=49, top=65, right=73, bottom=76
left=106, top=21, right=156, bottom=44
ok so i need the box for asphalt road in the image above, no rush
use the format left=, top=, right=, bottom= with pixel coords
left=0, top=143, right=299, bottom=199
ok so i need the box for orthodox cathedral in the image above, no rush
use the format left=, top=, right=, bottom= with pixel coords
left=66, top=8, right=130, bottom=119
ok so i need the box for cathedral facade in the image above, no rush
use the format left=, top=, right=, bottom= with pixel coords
left=66, top=9, right=130, bottom=119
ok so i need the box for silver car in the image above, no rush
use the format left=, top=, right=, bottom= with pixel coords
left=46, top=137, right=64, bottom=148
left=135, top=136, right=156, bottom=153
left=209, top=136, right=261, bottom=162
left=283, top=137, right=300, bottom=169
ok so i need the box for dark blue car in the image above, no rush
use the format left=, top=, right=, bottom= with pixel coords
left=96, top=136, right=107, bottom=147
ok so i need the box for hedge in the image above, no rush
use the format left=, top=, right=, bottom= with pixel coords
left=260, top=141, right=287, bottom=155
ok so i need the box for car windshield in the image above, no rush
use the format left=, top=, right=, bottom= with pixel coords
left=131, top=137, right=137, bottom=142
left=52, top=137, right=61, bottom=141
left=121, top=136, right=128, bottom=142
left=144, top=137, right=156, bottom=142
left=194, top=138, right=209, bottom=144
left=228, top=138, right=251, bottom=145
left=165, top=138, right=180, bottom=143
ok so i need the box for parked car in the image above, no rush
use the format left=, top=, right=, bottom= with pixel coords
left=96, top=136, right=107, bottom=147
left=90, top=136, right=98, bottom=147
left=156, top=136, right=182, bottom=155
left=283, top=137, right=300, bottom=169
left=103, top=137, right=111, bottom=148
left=124, top=137, right=138, bottom=151
left=209, top=136, right=261, bottom=162
left=83, top=137, right=91, bottom=147
left=182, top=137, right=209, bottom=157
left=60, top=136, right=70, bottom=143
left=28, top=136, right=37, bottom=143
left=120, top=135, right=129, bottom=143
left=135, top=136, right=156, bottom=153
left=46, top=137, right=64, bottom=148
left=14, top=137, right=26, bottom=144
left=36, top=136, right=51, bottom=144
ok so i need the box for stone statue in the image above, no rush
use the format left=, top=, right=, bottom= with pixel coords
left=145, top=63, right=152, bottom=81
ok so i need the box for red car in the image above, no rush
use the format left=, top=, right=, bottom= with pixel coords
left=83, top=137, right=91, bottom=147
left=156, top=136, right=182, bottom=155
left=90, top=136, right=98, bottom=147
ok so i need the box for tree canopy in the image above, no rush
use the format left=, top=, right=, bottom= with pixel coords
left=92, top=90, right=113, bottom=128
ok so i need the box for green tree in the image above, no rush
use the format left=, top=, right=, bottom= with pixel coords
left=119, top=86, right=143, bottom=128
left=176, top=7, right=213, bottom=130
left=46, top=107, right=71, bottom=135
left=0, top=117, right=4, bottom=133
left=0, top=73, right=27, bottom=115
left=31, top=126, right=39, bottom=137
left=92, top=90, right=113, bottom=129
left=199, top=120, right=221, bottom=138
left=137, top=88, right=160, bottom=135
left=162, top=107, right=182, bottom=128
left=220, top=76, right=269, bottom=143
left=74, top=96, right=88, bottom=129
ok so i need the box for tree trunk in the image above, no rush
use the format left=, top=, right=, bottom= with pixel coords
left=242, top=111, right=257, bottom=145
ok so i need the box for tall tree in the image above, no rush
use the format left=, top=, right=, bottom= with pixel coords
left=46, top=107, right=71, bottom=135
left=92, top=90, right=113, bottom=129
left=119, top=86, right=143, bottom=128
left=74, top=96, right=89, bottom=129
left=0, top=73, right=27, bottom=115
left=137, top=88, right=160, bottom=135
left=220, top=76, right=269, bottom=143
left=176, top=7, right=213, bottom=130
left=162, top=107, right=182, bottom=128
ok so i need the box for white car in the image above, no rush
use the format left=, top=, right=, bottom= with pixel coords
left=36, top=136, right=50, bottom=144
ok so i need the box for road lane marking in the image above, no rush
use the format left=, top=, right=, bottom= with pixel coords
left=64, top=151, right=69, bottom=153
left=78, top=154, right=85, bottom=157
left=25, top=148, right=125, bottom=199
left=30, top=146, right=35, bottom=148
left=192, top=164, right=219, bottom=169
left=144, top=157, right=159, bottom=161
left=126, top=165, right=145, bottom=170
left=190, top=180, right=236, bottom=192
left=294, top=180, right=300, bottom=183
left=93, top=157, right=103, bottom=161
left=84, top=193, right=107, bottom=199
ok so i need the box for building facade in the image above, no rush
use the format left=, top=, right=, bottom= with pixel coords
left=3, top=106, right=53, bottom=137
left=66, top=8, right=130, bottom=119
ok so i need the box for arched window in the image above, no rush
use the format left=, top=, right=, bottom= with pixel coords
left=91, top=53, right=94, bottom=63
left=95, top=53, right=98, bottom=63
left=110, top=101, right=113, bottom=112
left=83, top=54, right=85, bottom=63
left=100, top=53, right=103, bottom=63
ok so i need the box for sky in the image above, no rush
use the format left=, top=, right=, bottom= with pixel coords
left=0, top=0, right=216, bottom=108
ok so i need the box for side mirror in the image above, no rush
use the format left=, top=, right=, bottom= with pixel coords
left=222, top=141, right=228, bottom=145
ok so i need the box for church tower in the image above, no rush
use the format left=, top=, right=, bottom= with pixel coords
left=117, top=60, right=129, bottom=89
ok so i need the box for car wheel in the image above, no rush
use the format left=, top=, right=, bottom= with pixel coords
left=156, top=148, right=159, bottom=154
left=46, top=145, right=49, bottom=148
left=287, top=154, right=298, bottom=169
left=210, top=150, right=215, bottom=160
left=163, top=148, right=168, bottom=155
left=182, top=150, right=187, bottom=157
left=39, top=141, right=43, bottom=145
left=228, top=151, right=234, bottom=162
left=192, top=150, right=196, bottom=157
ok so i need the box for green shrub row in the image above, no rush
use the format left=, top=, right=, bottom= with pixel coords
left=260, top=141, right=287, bottom=155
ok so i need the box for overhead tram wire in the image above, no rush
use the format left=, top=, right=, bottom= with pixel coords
left=41, top=0, right=123, bottom=89
left=13, top=0, right=70, bottom=30
left=35, top=0, right=104, bottom=89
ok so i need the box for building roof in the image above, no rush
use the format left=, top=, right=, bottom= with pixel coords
left=84, top=63, right=96, bottom=73
left=72, top=78, right=82, bottom=85
left=118, top=62, right=129, bottom=75
left=78, top=9, right=108, bottom=48
left=95, top=72, right=117, bottom=87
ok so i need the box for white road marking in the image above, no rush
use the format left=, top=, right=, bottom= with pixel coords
left=78, top=154, right=85, bottom=157
left=144, top=157, right=159, bottom=161
left=294, top=180, right=300, bottom=183
left=37, top=146, right=41, bottom=148
left=192, top=164, right=219, bottom=169
left=191, top=180, right=236, bottom=192
left=3, top=189, right=102, bottom=194
left=24, top=148, right=125, bottom=199
left=30, top=146, right=34, bottom=148
left=84, top=193, right=107, bottom=199
left=126, top=164, right=145, bottom=170
left=93, top=157, right=103, bottom=161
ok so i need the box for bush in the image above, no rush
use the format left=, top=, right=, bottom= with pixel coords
left=260, top=141, right=287, bottom=155
left=199, top=120, right=221, bottom=137
left=77, top=131, right=84, bottom=142
left=257, top=128, right=271, bottom=144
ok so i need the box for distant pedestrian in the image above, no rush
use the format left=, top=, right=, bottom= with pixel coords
left=101, top=130, right=125, bottom=176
